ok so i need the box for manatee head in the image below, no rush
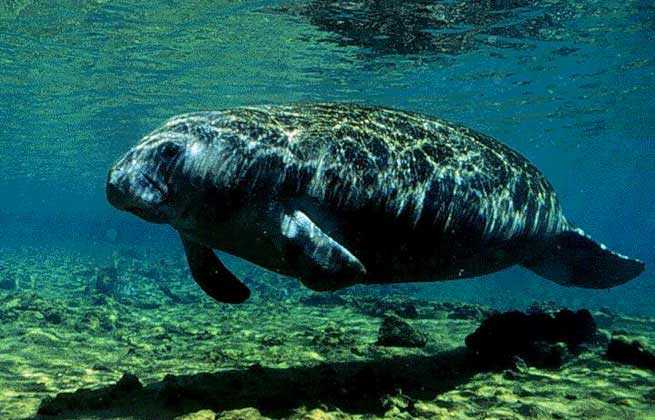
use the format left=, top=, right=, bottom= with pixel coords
left=106, top=126, right=212, bottom=224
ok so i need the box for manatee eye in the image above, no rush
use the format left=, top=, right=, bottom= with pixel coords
left=161, top=143, right=181, bottom=161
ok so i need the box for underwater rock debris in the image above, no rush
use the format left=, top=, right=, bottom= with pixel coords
left=376, top=312, right=427, bottom=348
left=465, top=309, right=597, bottom=368
left=606, top=337, right=655, bottom=371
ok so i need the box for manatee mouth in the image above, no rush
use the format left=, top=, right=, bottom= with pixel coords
left=106, top=169, right=174, bottom=224
left=142, top=172, right=163, bottom=192
left=124, top=204, right=172, bottom=223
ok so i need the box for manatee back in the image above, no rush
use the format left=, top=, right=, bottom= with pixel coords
left=160, top=103, right=568, bottom=243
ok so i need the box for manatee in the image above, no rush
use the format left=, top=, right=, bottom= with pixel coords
left=106, top=103, right=644, bottom=303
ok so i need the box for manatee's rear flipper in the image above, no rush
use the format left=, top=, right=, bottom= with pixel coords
left=522, top=229, right=645, bottom=289
left=181, top=236, right=250, bottom=303
left=280, top=210, right=367, bottom=291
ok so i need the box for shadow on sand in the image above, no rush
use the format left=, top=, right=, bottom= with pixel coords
left=36, top=347, right=480, bottom=418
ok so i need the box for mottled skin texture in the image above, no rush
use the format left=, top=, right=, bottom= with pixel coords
left=107, top=103, right=643, bottom=300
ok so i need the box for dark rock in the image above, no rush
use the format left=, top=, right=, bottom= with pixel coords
left=115, top=373, right=142, bottom=392
left=465, top=309, right=596, bottom=368
left=160, top=374, right=192, bottom=407
left=516, top=403, right=549, bottom=418
left=530, top=341, right=571, bottom=369
left=606, top=337, right=655, bottom=370
left=376, top=313, right=427, bottom=348
left=43, top=309, right=63, bottom=324
left=554, top=309, right=596, bottom=348
left=37, top=372, right=142, bottom=415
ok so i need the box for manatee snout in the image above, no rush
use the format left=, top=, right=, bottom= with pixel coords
left=106, top=152, right=174, bottom=223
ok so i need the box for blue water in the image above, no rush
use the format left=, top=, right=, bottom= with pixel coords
left=0, top=0, right=653, bottom=313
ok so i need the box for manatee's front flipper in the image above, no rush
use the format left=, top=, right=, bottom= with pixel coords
left=522, top=229, right=645, bottom=289
left=280, top=210, right=367, bottom=291
left=181, top=236, right=250, bottom=303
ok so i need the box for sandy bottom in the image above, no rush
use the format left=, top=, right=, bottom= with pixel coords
left=0, top=248, right=653, bottom=419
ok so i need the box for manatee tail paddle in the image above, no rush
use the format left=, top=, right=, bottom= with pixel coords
left=521, top=229, right=645, bottom=289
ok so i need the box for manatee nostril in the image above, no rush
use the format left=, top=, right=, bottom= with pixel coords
left=108, top=166, right=125, bottom=185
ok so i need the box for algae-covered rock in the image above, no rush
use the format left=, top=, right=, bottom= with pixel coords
left=216, top=407, right=270, bottom=419
left=175, top=409, right=217, bottom=419
left=376, top=312, right=427, bottom=348
left=465, top=309, right=596, bottom=367
left=606, top=337, right=655, bottom=370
